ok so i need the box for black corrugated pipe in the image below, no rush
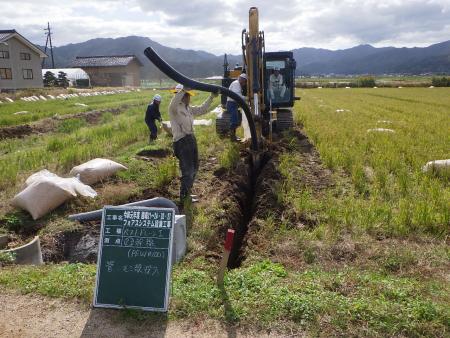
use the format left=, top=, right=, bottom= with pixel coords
left=144, top=47, right=259, bottom=152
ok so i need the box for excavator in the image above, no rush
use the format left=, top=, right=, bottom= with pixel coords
left=144, top=7, right=298, bottom=166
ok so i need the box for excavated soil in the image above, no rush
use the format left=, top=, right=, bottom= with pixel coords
left=173, top=127, right=335, bottom=268
left=0, top=106, right=127, bottom=140
left=136, top=148, right=172, bottom=159
left=201, top=128, right=334, bottom=267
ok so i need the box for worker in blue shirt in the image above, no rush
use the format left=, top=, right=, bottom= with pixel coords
left=145, top=94, right=162, bottom=142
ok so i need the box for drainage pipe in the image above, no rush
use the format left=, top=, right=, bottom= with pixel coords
left=143, top=47, right=259, bottom=152
left=68, top=197, right=179, bottom=222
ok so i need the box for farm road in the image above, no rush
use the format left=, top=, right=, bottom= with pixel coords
left=0, top=291, right=283, bottom=338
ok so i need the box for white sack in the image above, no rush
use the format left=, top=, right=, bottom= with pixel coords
left=12, top=179, right=76, bottom=220
left=193, top=119, right=212, bottom=126
left=13, top=169, right=97, bottom=219
left=211, top=105, right=224, bottom=114
left=161, top=121, right=173, bottom=136
left=367, top=128, right=395, bottom=133
left=69, top=158, right=127, bottom=185
left=422, top=159, right=450, bottom=173
left=25, top=169, right=97, bottom=198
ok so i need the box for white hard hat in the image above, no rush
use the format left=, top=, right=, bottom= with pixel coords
left=170, top=83, right=195, bottom=96
left=239, top=73, right=247, bottom=80
left=153, top=94, right=162, bottom=102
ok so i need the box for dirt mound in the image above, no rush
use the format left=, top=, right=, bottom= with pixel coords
left=0, top=106, right=127, bottom=140
left=40, top=221, right=100, bottom=263
left=0, top=124, right=33, bottom=140
left=136, top=148, right=172, bottom=158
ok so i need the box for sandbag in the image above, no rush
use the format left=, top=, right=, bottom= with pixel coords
left=422, top=159, right=450, bottom=174
left=69, top=158, right=127, bottom=185
left=25, top=169, right=97, bottom=198
left=12, top=179, right=76, bottom=220
left=12, top=170, right=97, bottom=220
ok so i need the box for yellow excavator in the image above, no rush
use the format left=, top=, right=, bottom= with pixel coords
left=145, top=7, right=297, bottom=163
left=218, top=7, right=297, bottom=141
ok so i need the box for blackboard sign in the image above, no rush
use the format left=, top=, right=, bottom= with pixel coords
left=93, top=206, right=175, bottom=311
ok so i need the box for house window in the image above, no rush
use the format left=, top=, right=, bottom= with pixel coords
left=20, top=52, right=31, bottom=60
left=0, top=51, right=9, bottom=59
left=0, top=68, right=12, bottom=79
left=23, top=69, right=33, bottom=79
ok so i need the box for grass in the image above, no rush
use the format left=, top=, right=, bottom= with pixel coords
left=1, top=259, right=448, bottom=336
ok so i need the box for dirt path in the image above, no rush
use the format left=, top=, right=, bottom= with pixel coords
left=0, top=291, right=282, bottom=338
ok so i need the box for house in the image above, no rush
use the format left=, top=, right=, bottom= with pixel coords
left=0, top=29, right=47, bottom=90
left=70, top=55, right=142, bottom=87
left=42, top=68, right=91, bottom=87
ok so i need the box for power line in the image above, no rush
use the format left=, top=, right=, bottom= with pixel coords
left=42, top=22, right=55, bottom=68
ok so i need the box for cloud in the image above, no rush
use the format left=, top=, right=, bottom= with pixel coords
left=1, top=0, right=450, bottom=53
left=308, top=0, right=450, bottom=45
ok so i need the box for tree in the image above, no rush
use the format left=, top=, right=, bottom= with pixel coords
left=43, top=71, right=57, bottom=87
left=57, top=71, right=70, bottom=88
left=356, top=76, right=376, bottom=88
left=431, top=76, right=450, bottom=87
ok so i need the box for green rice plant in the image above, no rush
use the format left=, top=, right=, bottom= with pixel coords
left=154, top=157, right=178, bottom=188
left=218, top=143, right=240, bottom=170
left=57, top=118, right=87, bottom=133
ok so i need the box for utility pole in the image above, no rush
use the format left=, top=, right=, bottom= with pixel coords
left=42, top=22, right=55, bottom=68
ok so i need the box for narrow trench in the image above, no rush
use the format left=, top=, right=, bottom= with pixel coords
left=227, top=152, right=271, bottom=268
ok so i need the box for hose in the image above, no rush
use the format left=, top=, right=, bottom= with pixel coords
left=144, top=47, right=259, bottom=151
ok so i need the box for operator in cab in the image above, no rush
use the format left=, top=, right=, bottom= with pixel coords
left=145, top=94, right=162, bottom=142
left=169, top=84, right=218, bottom=204
left=268, top=67, right=286, bottom=101
left=226, top=73, right=247, bottom=142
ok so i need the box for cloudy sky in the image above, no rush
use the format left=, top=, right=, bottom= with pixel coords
left=2, top=0, right=450, bottom=54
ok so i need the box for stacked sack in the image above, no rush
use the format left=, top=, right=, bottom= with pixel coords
left=12, top=159, right=127, bottom=220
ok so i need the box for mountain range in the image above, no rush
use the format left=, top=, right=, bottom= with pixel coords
left=40, top=36, right=450, bottom=78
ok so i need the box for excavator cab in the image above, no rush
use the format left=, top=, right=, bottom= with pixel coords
left=264, top=52, right=296, bottom=109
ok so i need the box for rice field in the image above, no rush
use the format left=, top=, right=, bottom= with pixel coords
left=295, top=87, right=449, bottom=237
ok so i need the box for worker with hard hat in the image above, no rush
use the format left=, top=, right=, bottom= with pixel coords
left=169, top=84, right=218, bottom=203
left=226, top=73, right=247, bottom=142
left=145, top=94, right=162, bottom=142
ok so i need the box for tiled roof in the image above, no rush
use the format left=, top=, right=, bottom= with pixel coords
left=0, top=29, right=47, bottom=57
left=0, top=30, right=16, bottom=43
left=70, top=55, right=142, bottom=68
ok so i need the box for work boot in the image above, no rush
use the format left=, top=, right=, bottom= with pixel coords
left=230, top=128, right=241, bottom=142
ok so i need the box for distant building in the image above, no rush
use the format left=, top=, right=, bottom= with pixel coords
left=42, top=68, right=90, bottom=87
left=0, top=29, right=47, bottom=90
left=70, top=55, right=142, bottom=87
